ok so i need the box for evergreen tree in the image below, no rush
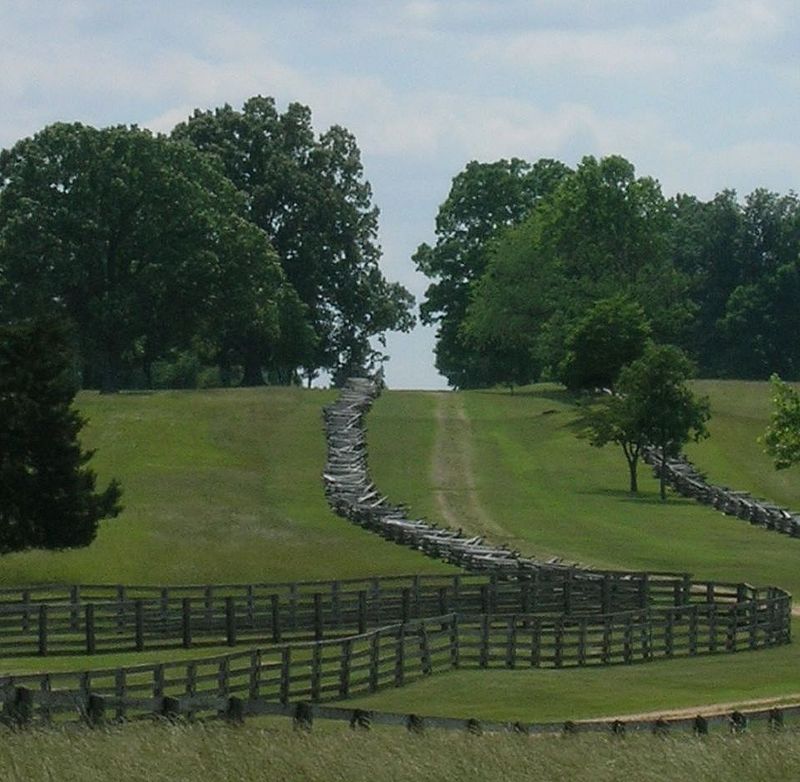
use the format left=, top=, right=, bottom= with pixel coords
left=0, top=319, right=121, bottom=553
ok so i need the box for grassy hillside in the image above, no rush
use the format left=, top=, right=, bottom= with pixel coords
left=359, top=380, right=800, bottom=720
left=0, top=387, right=451, bottom=587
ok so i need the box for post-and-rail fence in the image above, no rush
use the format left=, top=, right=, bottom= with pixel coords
left=0, top=378, right=791, bottom=729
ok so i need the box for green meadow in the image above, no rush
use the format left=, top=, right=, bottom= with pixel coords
left=3, top=380, right=800, bottom=724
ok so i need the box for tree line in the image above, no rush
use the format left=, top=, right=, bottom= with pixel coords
left=418, top=155, right=800, bottom=389
left=0, top=96, right=414, bottom=392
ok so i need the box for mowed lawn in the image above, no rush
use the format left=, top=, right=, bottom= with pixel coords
left=360, top=380, right=800, bottom=720
left=0, top=387, right=451, bottom=587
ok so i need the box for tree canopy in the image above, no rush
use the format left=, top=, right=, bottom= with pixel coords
left=580, top=344, right=710, bottom=499
left=172, top=96, right=414, bottom=384
left=0, top=122, right=295, bottom=391
left=0, top=318, right=121, bottom=553
left=414, top=157, right=571, bottom=388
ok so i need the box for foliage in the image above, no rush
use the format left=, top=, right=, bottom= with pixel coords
left=762, top=374, right=800, bottom=469
left=0, top=318, right=121, bottom=553
left=0, top=122, right=292, bottom=391
left=172, top=96, right=414, bottom=383
left=577, top=345, right=710, bottom=497
left=559, top=296, right=651, bottom=391
left=463, top=156, right=690, bottom=386
left=414, top=157, right=571, bottom=387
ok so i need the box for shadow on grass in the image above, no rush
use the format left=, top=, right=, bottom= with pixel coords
left=576, top=487, right=698, bottom=508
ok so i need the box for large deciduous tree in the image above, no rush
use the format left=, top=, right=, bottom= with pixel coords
left=578, top=344, right=710, bottom=498
left=171, top=96, right=414, bottom=384
left=415, top=157, right=571, bottom=388
left=0, top=318, right=121, bottom=553
left=0, top=122, right=294, bottom=390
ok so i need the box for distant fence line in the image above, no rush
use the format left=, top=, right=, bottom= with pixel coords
left=644, top=446, right=800, bottom=538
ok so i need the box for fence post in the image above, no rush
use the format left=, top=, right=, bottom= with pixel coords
left=638, top=573, right=650, bottom=610
left=450, top=614, right=460, bottom=669
left=249, top=650, right=261, bottom=700
left=114, top=669, right=126, bottom=721
left=331, top=581, right=341, bottom=628
left=438, top=586, right=448, bottom=618
left=623, top=616, right=633, bottom=663
left=86, top=693, right=106, bottom=727
left=160, top=588, right=169, bottom=630
left=289, top=583, right=298, bottom=631
left=480, top=585, right=490, bottom=615
left=280, top=647, right=291, bottom=704
left=395, top=626, right=406, bottom=687
left=225, top=597, right=236, bottom=647
left=116, top=585, right=126, bottom=631
left=419, top=622, right=431, bottom=675
left=204, top=586, right=213, bottom=629
left=182, top=598, right=192, bottom=648
left=521, top=580, right=531, bottom=615
left=708, top=604, right=718, bottom=652
left=369, top=631, right=380, bottom=691
left=358, top=590, right=367, bottom=635
left=489, top=573, right=498, bottom=613
left=38, top=604, right=48, bottom=656
left=554, top=619, right=564, bottom=668
left=479, top=615, right=490, bottom=668
left=665, top=609, right=674, bottom=657
left=340, top=638, right=352, bottom=697
left=313, top=593, right=323, bottom=641
left=40, top=674, right=52, bottom=724
left=22, top=589, right=31, bottom=634
left=506, top=616, right=517, bottom=669
left=311, top=643, right=322, bottom=701
left=153, top=665, right=165, bottom=698
left=726, top=606, right=737, bottom=651
left=271, top=594, right=281, bottom=643
left=563, top=570, right=573, bottom=614
left=577, top=618, right=588, bottom=666
left=401, top=588, right=411, bottom=624
left=9, top=687, right=34, bottom=726
left=412, top=574, right=421, bottom=617
left=135, top=600, right=145, bottom=652
left=530, top=617, right=542, bottom=667
left=69, top=585, right=80, bottom=632
left=217, top=658, right=230, bottom=698
left=246, top=585, right=255, bottom=629
left=689, top=605, right=698, bottom=655
left=602, top=575, right=612, bottom=614
left=85, top=604, right=96, bottom=654
left=601, top=616, right=612, bottom=664
left=748, top=601, right=758, bottom=650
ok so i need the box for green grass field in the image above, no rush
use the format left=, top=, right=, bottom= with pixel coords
left=0, top=387, right=450, bottom=588
left=4, top=380, right=800, bottom=725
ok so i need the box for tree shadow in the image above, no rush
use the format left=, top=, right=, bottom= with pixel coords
left=576, top=487, right=697, bottom=507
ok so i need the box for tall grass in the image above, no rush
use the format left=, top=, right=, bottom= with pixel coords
left=2, top=722, right=800, bottom=782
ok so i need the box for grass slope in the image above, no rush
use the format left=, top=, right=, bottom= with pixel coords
left=360, top=380, right=800, bottom=720
left=0, top=387, right=451, bottom=587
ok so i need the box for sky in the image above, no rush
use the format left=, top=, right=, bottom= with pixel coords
left=2, top=0, right=799, bottom=388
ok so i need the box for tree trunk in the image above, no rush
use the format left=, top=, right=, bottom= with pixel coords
left=240, top=353, right=264, bottom=387
left=660, top=448, right=667, bottom=501
left=627, top=457, right=638, bottom=493
left=100, top=349, right=120, bottom=395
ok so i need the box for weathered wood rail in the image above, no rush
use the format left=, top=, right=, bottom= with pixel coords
left=644, top=446, right=800, bottom=538
left=0, top=377, right=791, bottom=727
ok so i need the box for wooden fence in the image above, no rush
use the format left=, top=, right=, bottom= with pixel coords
left=0, top=588, right=790, bottom=725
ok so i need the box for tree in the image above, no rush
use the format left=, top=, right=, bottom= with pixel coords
left=578, top=344, right=710, bottom=499
left=0, top=318, right=121, bottom=553
left=559, top=296, right=651, bottom=391
left=0, top=122, right=295, bottom=390
left=415, top=157, right=571, bottom=387
left=172, top=97, right=414, bottom=383
left=762, top=374, right=800, bottom=469
left=464, top=156, right=692, bottom=384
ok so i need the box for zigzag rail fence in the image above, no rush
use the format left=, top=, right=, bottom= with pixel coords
left=0, top=378, right=792, bottom=735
